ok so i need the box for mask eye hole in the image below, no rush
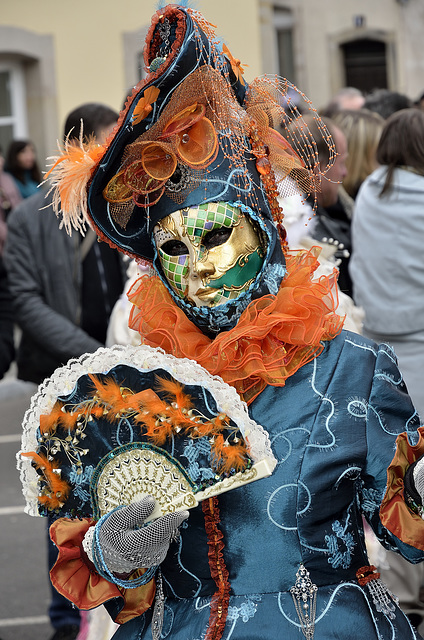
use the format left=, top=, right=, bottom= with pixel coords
left=160, top=239, right=188, bottom=256
left=203, top=226, right=232, bottom=250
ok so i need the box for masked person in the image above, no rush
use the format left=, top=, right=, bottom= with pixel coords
left=18, top=5, right=424, bottom=640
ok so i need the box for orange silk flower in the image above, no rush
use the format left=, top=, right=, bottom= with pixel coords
left=104, top=101, right=218, bottom=205
left=222, top=44, right=246, bottom=86
left=132, top=86, right=160, bottom=126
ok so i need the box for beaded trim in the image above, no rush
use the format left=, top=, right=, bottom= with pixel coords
left=249, top=119, right=288, bottom=252
left=202, top=497, right=230, bottom=640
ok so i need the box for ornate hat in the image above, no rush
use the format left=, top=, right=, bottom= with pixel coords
left=45, top=3, right=333, bottom=264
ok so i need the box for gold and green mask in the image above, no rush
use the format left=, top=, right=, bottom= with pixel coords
left=153, top=202, right=266, bottom=307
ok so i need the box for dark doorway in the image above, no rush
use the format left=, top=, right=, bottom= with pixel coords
left=341, top=39, right=388, bottom=93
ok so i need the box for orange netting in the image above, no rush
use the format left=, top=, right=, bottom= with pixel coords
left=245, top=76, right=337, bottom=200
left=106, top=62, right=335, bottom=234
left=128, top=248, right=344, bottom=405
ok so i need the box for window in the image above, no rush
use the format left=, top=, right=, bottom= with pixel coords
left=0, top=61, right=28, bottom=154
left=274, top=6, right=296, bottom=83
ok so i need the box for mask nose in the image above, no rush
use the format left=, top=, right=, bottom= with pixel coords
left=192, top=250, right=215, bottom=280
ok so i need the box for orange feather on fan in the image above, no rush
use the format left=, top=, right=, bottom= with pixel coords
left=39, top=402, right=105, bottom=435
left=135, top=412, right=174, bottom=446
left=154, top=376, right=194, bottom=411
left=210, top=434, right=249, bottom=474
left=39, top=402, right=78, bottom=434
left=88, top=374, right=136, bottom=420
left=132, top=388, right=176, bottom=444
left=21, top=451, right=71, bottom=509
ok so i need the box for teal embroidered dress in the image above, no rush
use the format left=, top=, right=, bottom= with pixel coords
left=108, top=330, right=423, bottom=639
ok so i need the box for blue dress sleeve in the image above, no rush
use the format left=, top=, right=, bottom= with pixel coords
left=361, top=342, right=424, bottom=562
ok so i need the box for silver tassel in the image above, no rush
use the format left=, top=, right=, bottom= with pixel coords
left=290, top=564, right=318, bottom=640
left=151, top=569, right=165, bottom=640
left=356, top=565, right=399, bottom=620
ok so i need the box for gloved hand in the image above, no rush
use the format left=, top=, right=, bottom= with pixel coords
left=412, top=456, right=424, bottom=506
left=85, top=496, right=189, bottom=574
left=404, top=455, right=424, bottom=516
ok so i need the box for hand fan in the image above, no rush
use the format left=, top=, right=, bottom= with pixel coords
left=18, top=345, right=276, bottom=521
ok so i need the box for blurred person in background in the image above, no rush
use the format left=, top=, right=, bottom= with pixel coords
left=332, top=108, right=385, bottom=200
left=0, top=255, right=15, bottom=378
left=0, top=144, right=22, bottom=215
left=4, top=103, right=123, bottom=385
left=279, top=114, right=363, bottom=330
left=0, top=144, right=22, bottom=256
left=5, top=139, right=42, bottom=199
left=320, top=86, right=365, bottom=118
left=350, top=108, right=424, bottom=415
left=4, top=102, right=125, bottom=640
left=350, top=108, right=424, bottom=630
left=364, top=88, right=413, bottom=120
left=284, top=114, right=353, bottom=296
left=303, top=116, right=351, bottom=292
left=414, top=91, right=424, bottom=111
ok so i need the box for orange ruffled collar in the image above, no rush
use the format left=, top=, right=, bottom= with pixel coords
left=128, top=248, right=344, bottom=405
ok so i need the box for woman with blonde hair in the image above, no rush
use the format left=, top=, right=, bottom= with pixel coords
left=333, top=108, right=384, bottom=200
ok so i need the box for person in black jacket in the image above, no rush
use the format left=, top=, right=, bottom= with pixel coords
left=4, top=103, right=124, bottom=384
left=4, top=102, right=125, bottom=640
left=0, top=255, right=15, bottom=378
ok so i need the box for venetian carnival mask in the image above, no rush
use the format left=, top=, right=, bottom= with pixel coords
left=153, top=202, right=266, bottom=307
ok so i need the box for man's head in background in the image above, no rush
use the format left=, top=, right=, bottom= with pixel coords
left=363, top=89, right=413, bottom=120
left=64, top=103, right=119, bottom=145
left=321, top=87, right=365, bottom=119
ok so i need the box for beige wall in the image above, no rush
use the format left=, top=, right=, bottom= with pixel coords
left=0, top=0, right=261, bottom=155
left=2, top=0, right=424, bottom=166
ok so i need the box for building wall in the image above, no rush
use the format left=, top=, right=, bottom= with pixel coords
left=1, top=0, right=423, bottom=168
left=260, top=0, right=424, bottom=111
left=0, top=0, right=261, bottom=166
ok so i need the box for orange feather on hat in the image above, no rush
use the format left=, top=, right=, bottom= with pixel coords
left=43, top=132, right=106, bottom=235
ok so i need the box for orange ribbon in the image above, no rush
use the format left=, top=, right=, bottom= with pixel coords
left=223, top=44, right=246, bottom=86
left=104, top=101, right=218, bottom=207
left=132, top=86, right=160, bottom=126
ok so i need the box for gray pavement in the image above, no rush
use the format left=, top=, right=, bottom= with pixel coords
left=0, top=372, right=52, bottom=640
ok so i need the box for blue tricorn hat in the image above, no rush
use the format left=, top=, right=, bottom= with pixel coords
left=46, top=4, right=319, bottom=265
left=85, top=4, right=287, bottom=261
